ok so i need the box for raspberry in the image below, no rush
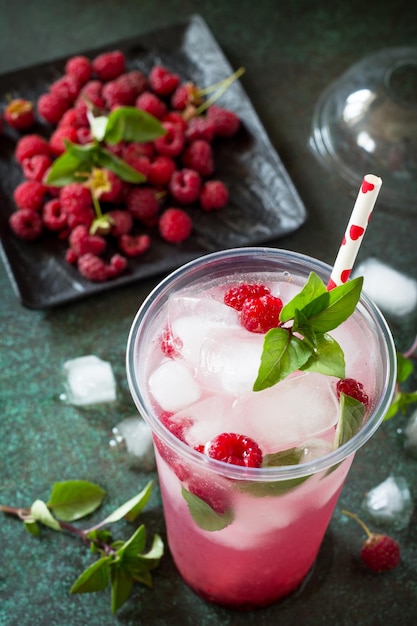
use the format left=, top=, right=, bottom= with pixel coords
left=49, top=125, right=79, bottom=155
left=42, top=198, right=67, bottom=231
left=205, top=433, right=263, bottom=467
left=102, top=76, right=136, bottom=108
left=98, top=170, right=125, bottom=203
left=206, top=104, right=240, bottom=137
left=58, top=107, right=88, bottom=129
left=160, top=326, right=183, bottom=358
left=159, top=207, right=192, bottom=243
left=77, top=252, right=127, bottom=281
left=107, top=209, right=133, bottom=236
left=159, top=411, right=192, bottom=442
left=75, top=80, right=105, bottom=112
left=185, top=116, right=215, bottom=142
left=126, top=187, right=160, bottom=224
left=65, top=55, right=92, bottom=85
left=182, top=140, right=214, bottom=177
left=15, top=134, right=51, bottom=163
left=60, top=182, right=92, bottom=213
left=121, top=147, right=150, bottom=177
left=50, top=75, right=81, bottom=104
left=147, top=156, right=176, bottom=187
left=240, top=294, right=283, bottom=333
left=171, top=82, right=201, bottom=110
left=4, top=98, right=35, bottom=130
left=118, top=233, right=151, bottom=257
left=37, top=91, right=70, bottom=124
left=200, top=180, right=229, bottom=211
left=336, top=378, right=369, bottom=409
left=153, top=121, right=185, bottom=157
left=67, top=206, right=95, bottom=230
left=92, top=50, right=125, bottom=82
left=9, top=209, right=43, bottom=240
left=76, top=126, right=93, bottom=144
left=22, top=154, right=52, bottom=182
left=68, top=225, right=107, bottom=257
left=135, top=91, right=167, bottom=119
left=169, top=168, right=201, bottom=204
left=124, top=70, right=148, bottom=96
left=162, top=111, right=188, bottom=132
left=13, top=180, right=46, bottom=211
left=149, top=65, right=180, bottom=96
left=224, top=283, right=271, bottom=311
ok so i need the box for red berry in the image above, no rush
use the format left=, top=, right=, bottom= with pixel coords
left=124, top=70, right=148, bottom=96
left=22, top=154, right=52, bottom=182
left=49, top=125, right=79, bottom=155
left=92, top=50, right=125, bottom=82
left=102, top=76, right=136, bottom=108
left=147, top=156, right=176, bottom=187
left=4, top=98, right=35, bottom=130
left=15, top=134, right=51, bottom=163
left=58, top=107, right=88, bottom=129
left=153, top=121, right=185, bottom=157
left=126, top=186, right=160, bottom=224
left=182, top=139, right=214, bottom=177
left=65, top=55, right=92, bottom=85
left=336, top=378, right=369, bottom=409
left=160, top=326, right=183, bottom=358
left=159, top=411, right=192, bottom=443
left=50, top=75, right=81, bottom=104
left=60, top=182, right=92, bottom=213
left=224, top=283, right=271, bottom=311
left=13, top=180, right=46, bottom=211
left=207, top=104, right=240, bottom=137
left=159, top=207, right=192, bottom=244
left=205, top=433, right=263, bottom=468
left=68, top=225, right=107, bottom=257
left=37, top=91, right=70, bottom=124
left=185, top=116, right=215, bottom=143
left=9, top=209, right=43, bottom=240
left=42, top=199, right=67, bottom=231
left=169, top=168, right=201, bottom=204
left=135, top=91, right=167, bottom=119
left=98, top=170, right=125, bottom=203
left=118, top=233, right=151, bottom=257
left=240, top=294, right=283, bottom=333
left=77, top=252, right=126, bottom=281
left=149, top=65, right=180, bottom=96
left=75, top=80, right=105, bottom=112
left=200, top=180, right=229, bottom=211
left=107, top=209, right=133, bottom=236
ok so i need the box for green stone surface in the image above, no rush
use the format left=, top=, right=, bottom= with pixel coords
left=1, top=1, right=416, bottom=625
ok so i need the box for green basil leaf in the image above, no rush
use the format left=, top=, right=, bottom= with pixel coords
left=24, top=520, right=40, bottom=536
left=104, top=106, right=166, bottom=144
left=302, top=277, right=363, bottom=333
left=280, top=272, right=327, bottom=322
left=70, top=556, right=112, bottom=594
left=181, top=487, right=234, bottom=531
left=253, top=327, right=312, bottom=391
left=333, top=392, right=366, bottom=448
left=47, top=480, right=106, bottom=521
left=262, top=447, right=305, bottom=467
left=111, top=566, right=133, bottom=614
left=30, top=500, right=61, bottom=531
left=93, top=146, right=146, bottom=183
left=300, top=332, right=345, bottom=378
left=116, top=524, right=146, bottom=559
left=44, top=142, right=97, bottom=185
left=100, top=481, right=153, bottom=525
left=236, top=475, right=309, bottom=497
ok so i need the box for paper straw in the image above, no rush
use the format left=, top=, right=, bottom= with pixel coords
left=327, top=174, right=382, bottom=290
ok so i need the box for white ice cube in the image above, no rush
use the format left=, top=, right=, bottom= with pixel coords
left=196, top=326, right=264, bottom=395
left=112, top=416, right=154, bottom=459
left=232, top=372, right=339, bottom=453
left=149, top=360, right=201, bottom=412
left=353, top=257, right=417, bottom=317
left=362, top=475, right=413, bottom=529
left=62, top=355, right=116, bottom=406
left=175, top=396, right=235, bottom=447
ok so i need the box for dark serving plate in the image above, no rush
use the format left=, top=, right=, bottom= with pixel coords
left=0, top=14, right=306, bottom=309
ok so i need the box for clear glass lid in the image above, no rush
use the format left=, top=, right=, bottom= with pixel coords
left=310, top=47, right=417, bottom=211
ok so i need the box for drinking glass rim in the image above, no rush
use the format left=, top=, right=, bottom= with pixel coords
left=126, top=247, right=397, bottom=481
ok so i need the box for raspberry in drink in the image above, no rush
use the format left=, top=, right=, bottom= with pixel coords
left=127, top=247, right=396, bottom=608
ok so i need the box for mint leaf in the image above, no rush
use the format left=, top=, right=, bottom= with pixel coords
left=333, top=392, right=366, bottom=448
left=93, top=146, right=146, bottom=183
left=116, top=524, right=146, bottom=559
left=70, top=556, right=112, bottom=594
left=181, top=487, right=234, bottom=531
left=301, top=277, right=363, bottom=333
left=236, top=476, right=309, bottom=497
left=262, top=447, right=305, bottom=467
left=300, top=332, right=345, bottom=378
left=104, top=106, right=167, bottom=144
left=99, top=480, right=152, bottom=526
left=45, top=142, right=97, bottom=185
left=47, top=480, right=106, bottom=521
left=111, top=566, right=133, bottom=614
left=253, top=327, right=312, bottom=391
left=280, top=271, right=327, bottom=322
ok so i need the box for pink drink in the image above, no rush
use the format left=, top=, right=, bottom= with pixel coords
left=126, top=248, right=396, bottom=608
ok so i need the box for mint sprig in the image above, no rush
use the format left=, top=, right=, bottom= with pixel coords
left=253, top=272, right=363, bottom=391
left=0, top=480, right=163, bottom=614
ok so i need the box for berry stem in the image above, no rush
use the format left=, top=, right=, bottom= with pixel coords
left=194, top=67, right=245, bottom=116
left=342, top=509, right=373, bottom=539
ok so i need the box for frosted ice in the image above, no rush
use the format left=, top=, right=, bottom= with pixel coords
left=232, top=372, right=339, bottom=453
left=404, top=410, right=417, bottom=459
left=353, top=258, right=417, bottom=317
left=111, top=416, right=155, bottom=466
left=149, top=360, right=201, bottom=412
left=62, top=355, right=116, bottom=406
left=196, top=326, right=264, bottom=395
left=362, top=475, right=413, bottom=530
left=176, top=396, right=235, bottom=448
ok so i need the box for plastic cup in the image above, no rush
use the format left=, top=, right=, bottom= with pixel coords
left=126, top=247, right=396, bottom=609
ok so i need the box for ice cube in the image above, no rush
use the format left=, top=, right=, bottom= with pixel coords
left=196, top=326, right=264, bottom=395
left=175, top=396, right=235, bottom=447
left=149, top=360, right=201, bottom=412
left=353, top=257, right=417, bottom=317
left=62, top=355, right=116, bottom=406
left=362, top=476, right=413, bottom=530
left=231, top=372, right=339, bottom=453
left=111, top=416, right=155, bottom=467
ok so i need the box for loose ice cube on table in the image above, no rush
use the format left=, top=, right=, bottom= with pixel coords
left=111, top=417, right=155, bottom=466
left=149, top=360, right=201, bottom=412
left=197, top=326, right=264, bottom=395
left=232, top=372, right=339, bottom=453
left=362, top=476, right=413, bottom=530
left=62, top=355, right=116, bottom=406
left=353, top=258, right=417, bottom=317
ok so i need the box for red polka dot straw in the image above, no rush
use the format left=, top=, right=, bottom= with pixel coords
left=327, top=174, right=382, bottom=290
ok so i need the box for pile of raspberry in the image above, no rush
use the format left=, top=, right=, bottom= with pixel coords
left=4, top=50, right=240, bottom=282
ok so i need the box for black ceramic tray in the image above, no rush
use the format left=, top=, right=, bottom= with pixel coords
left=0, top=14, right=306, bottom=309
